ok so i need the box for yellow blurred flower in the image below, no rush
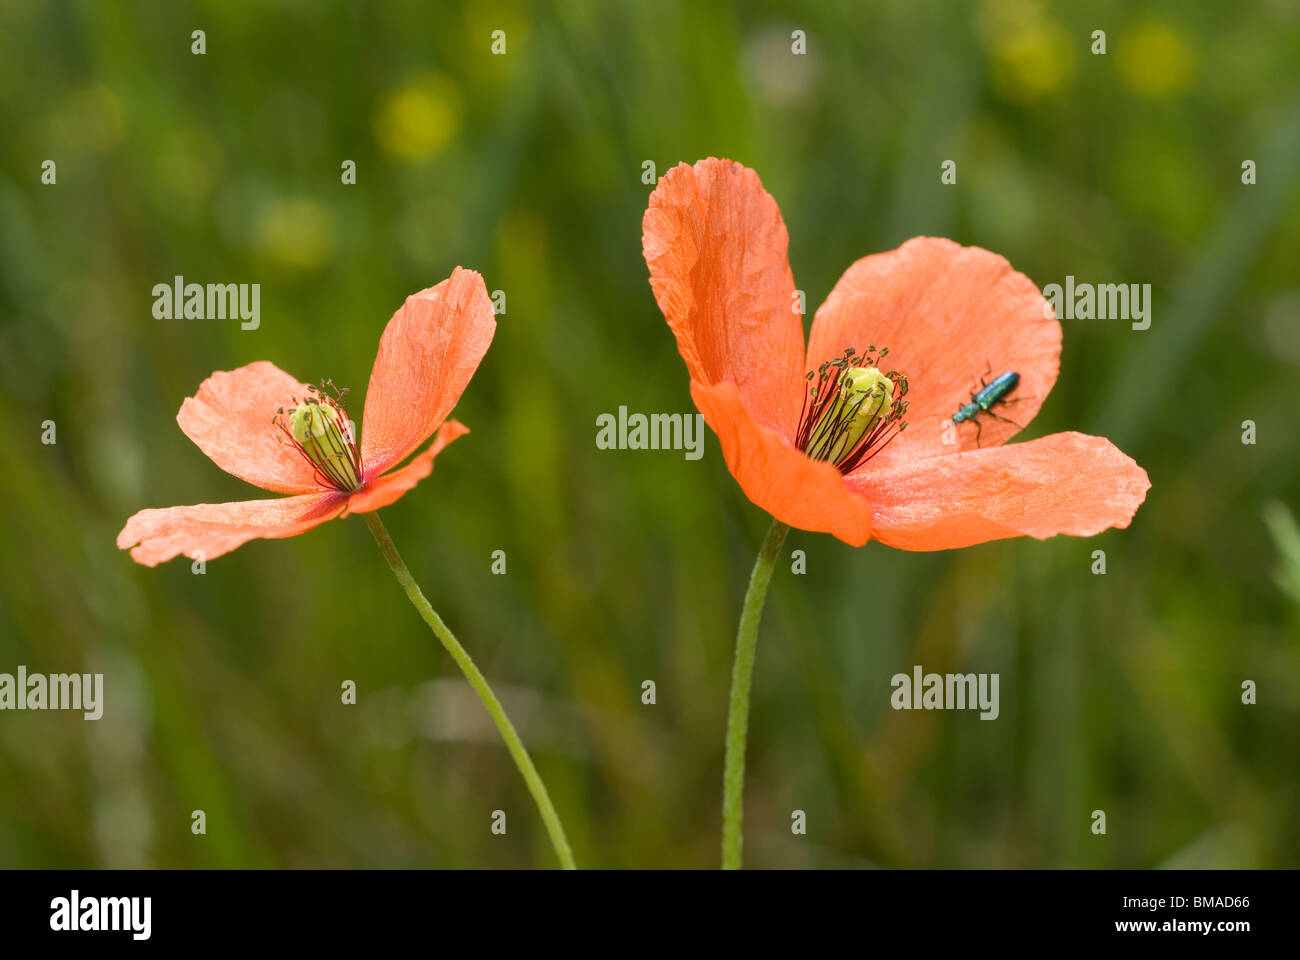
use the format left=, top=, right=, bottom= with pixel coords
left=975, top=0, right=1045, bottom=43
left=988, top=20, right=1075, bottom=101
left=254, top=197, right=337, bottom=270
left=373, top=75, right=462, bottom=163
left=1117, top=21, right=1194, bottom=99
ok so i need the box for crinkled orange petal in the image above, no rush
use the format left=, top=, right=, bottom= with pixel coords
left=116, top=492, right=347, bottom=567
left=177, top=361, right=328, bottom=494
left=808, top=237, right=1061, bottom=469
left=359, top=267, right=495, bottom=478
left=644, top=158, right=805, bottom=437
left=346, top=420, right=468, bottom=514
left=692, top=379, right=873, bottom=545
left=845, top=431, right=1150, bottom=551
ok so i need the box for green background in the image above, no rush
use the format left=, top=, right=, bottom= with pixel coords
left=1, top=0, right=1298, bottom=868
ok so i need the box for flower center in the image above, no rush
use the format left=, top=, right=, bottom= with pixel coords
left=795, top=346, right=909, bottom=473
left=274, top=380, right=362, bottom=491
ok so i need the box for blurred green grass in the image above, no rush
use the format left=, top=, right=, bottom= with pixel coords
left=0, top=0, right=1297, bottom=868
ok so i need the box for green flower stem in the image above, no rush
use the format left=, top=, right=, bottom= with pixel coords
left=721, top=518, right=790, bottom=869
left=363, top=510, right=576, bottom=870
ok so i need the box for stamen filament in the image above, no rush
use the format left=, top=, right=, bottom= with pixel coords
left=274, top=381, right=363, bottom=492
left=795, top=347, right=909, bottom=472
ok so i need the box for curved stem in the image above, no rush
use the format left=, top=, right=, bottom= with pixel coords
left=362, top=511, right=576, bottom=870
left=721, top=518, right=790, bottom=869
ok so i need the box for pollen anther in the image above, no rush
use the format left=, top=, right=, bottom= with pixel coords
left=795, top=347, right=909, bottom=473
left=274, top=380, right=363, bottom=491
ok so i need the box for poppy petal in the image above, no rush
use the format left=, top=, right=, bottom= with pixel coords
left=845, top=431, right=1150, bottom=551
left=644, top=158, right=806, bottom=437
left=692, top=379, right=873, bottom=545
left=177, top=361, right=329, bottom=494
left=808, top=237, right=1060, bottom=467
left=116, top=492, right=347, bottom=567
left=360, top=268, right=495, bottom=478
left=346, top=420, right=468, bottom=514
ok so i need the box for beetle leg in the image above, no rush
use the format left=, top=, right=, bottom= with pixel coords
left=987, top=409, right=1025, bottom=429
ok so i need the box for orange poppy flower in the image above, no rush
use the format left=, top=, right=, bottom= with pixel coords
left=118, top=267, right=495, bottom=566
left=642, top=158, right=1150, bottom=549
